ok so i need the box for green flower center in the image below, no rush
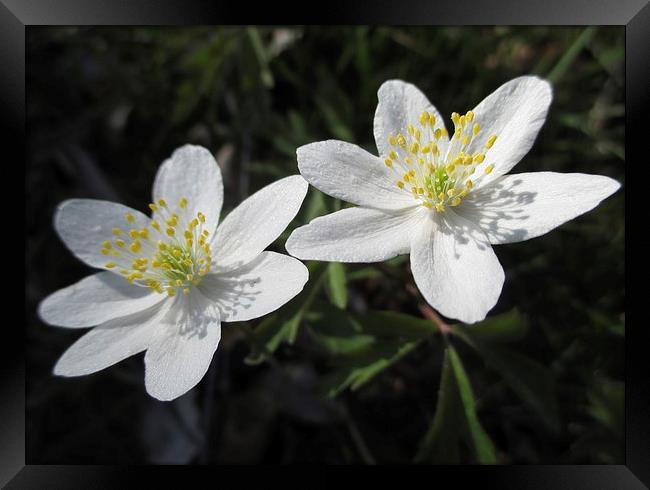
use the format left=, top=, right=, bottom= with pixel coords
left=100, top=197, right=213, bottom=297
left=383, top=110, right=498, bottom=212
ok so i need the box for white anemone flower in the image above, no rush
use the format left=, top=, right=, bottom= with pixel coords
left=286, top=77, right=620, bottom=324
left=39, top=145, right=309, bottom=400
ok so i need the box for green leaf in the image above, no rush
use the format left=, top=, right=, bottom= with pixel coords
left=307, top=305, right=436, bottom=356
left=447, top=344, right=498, bottom=464
left=356, top=310, right=438, bottom=340
left=244, top=261, right=327, bottom=364
left=326, top=262, right=348, bottom=309
left=451, top=309, right=527, bottom=343
left=415, top=347, right=462, bottom=463
left=454, top=328, right=560, bottom=433
left=319, top=340, right=420, bottom=398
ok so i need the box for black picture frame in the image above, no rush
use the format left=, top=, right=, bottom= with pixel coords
left=6, top=0, right=643, bottom=486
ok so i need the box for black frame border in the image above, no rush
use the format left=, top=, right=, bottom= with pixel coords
left=8, top=0, right=644, bottom=486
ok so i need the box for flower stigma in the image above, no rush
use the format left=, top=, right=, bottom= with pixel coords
left=100, top=197, right=213, bottom=296
left=383, top=110, right=498, bottom=212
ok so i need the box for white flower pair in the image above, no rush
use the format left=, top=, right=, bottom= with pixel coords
left=39, top=76, right=619, bottom=400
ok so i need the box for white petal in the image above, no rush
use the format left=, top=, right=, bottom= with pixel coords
left=410, top=212, right=505, bottom=324
left=459, top=172, right=621, bottom=244
left=38, top=271, right=165, bottom=328
left=199, top=251, right=308, bottom=322
left=467, top=76, right=552, bottom=186
left=286, top=206, right=424, bottom=263
left=152, top=145, right=224, bottom=234
left=144, top=291, right=221, bottom=401
left=212, top=175, right=308, bottom=271
left=373, top=80, right=449, bottom=159
left=297, top=141, right=415, bottom=210
left=54, top=199, right=150, bottom=269
left=53, top=300, right=170, bottom=377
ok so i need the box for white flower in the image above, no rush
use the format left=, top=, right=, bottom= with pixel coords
left=39, top=145, right=309, bottom=401
left=286, top=77, right=620, bottom=324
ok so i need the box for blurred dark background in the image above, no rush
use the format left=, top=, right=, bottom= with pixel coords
left=26, top=26, right=624, bottom=464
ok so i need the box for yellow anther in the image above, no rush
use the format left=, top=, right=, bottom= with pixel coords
left=129, top=241, right=141, bottom=253
left=466, top=111, right=474, bottom=122
left=407, top=124, right=415, bottom=135
left=463, top=156, right=473, bottom=165
left=186, top=274, right=193, bottom=281
left=462, top=136, right=470, bottom=146
left=190, top=219, right=198, bottom=228
left=429, top=114, right=436, bottom=127
left=139, top=228, right=149, bottom=239
left=157, top=199, right=167, bottom=208
left=451, top=197, right=462, bottom=207
left=415, top=129, right=421, bottom=142
left=459, top=115, right=466, bottom=128
left=148, top=203, right=158, bottom=212
left=435, top=203, right=445, bottom=213
left=115, top=239, right=125, bottom=248
left=167, top=288, right=176, bottom=297
left=100, top=249, right=109, bottom=255
left=389, top=150, right=397, bottom=160
left=408, top=169, right=416, bottom=178
left=447, top=188, right=456, bottom=197
left=438, top=192, right=445, bottom=201
left=440, top=128, right=448, bottom=138
left=474, top=153, right=485, bottom=163
left=397, top=134, right=406, bottom=148
left=466, top=179, right=474, bottom=189
left=183, top=288, right=190, bottom=295
left=166, top=227, right=175, bottom=237
left=179, top=197, right=188, bottom=209
left=422, top=202, right=433, bottom=209
left=451, top=112, right=460, bottom=124
left=486, top=135, right=497, bottom=149
left=158, top=241, right=167, bottom=251
left=198, top=212, right=205, bottom=223
left=102, top=240, right=112, bottom=249
left=397, top=181, right=405, bottom=189
left=151, top=221, right=160, bottom=231
left=484, top=164, right=494, bottom=174
left=128, top=229, right=139, bottom=239
left=111, top=228, right=123, bottom=236
left=418, top=188, right=424, bottom=195
left=384, top=158, right=393, bottom=167
left=469, top=167, right=476, bottom=175
left=202, top=230, right=209, bottom=236
left=419, top=112, right=429, bottom=126
left=446, top=164, right=455, bottom=174
left=125, top=213, right=135, bottom=223
left=421, top=146, right=430, bottom=154
left=434, top=128, right=442, bottom=140
left=472, top=123, right=480, bottom=135
left=389, top=135, right=396, bottom=146
left=105, top=262, right=116, bottom=268
left=454, top=129, right=461, bottom=140
left=184, top=230, right=192, bottom=240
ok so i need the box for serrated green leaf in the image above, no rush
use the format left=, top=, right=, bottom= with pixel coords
left=319, top=340, right=420, bottom=398
left=326, top=262, right=348, bottom=309
left=452, top=309, right=527, bottom=343
left=356, top=310, right=438, bottom=340
left=447, top=344, right=497, bottom=464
